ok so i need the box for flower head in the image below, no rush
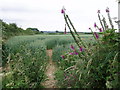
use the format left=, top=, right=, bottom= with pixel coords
left=94, top=32, right=99, bottom=39
left=61, top=9, right=65, bottom=14
left=80, top=47, right=83, bottom=52
left=89, top=27, right=91, bottom=30
left=106, top=7, right=109, bottom=12
left=99, top=28, right=102, bottom=32
left=97, top=10, right=100, bottom=13
left=94, top=23, right=97, bottom=28
left=70, top=45, right=75, bottom=50
left=73, top=51, right=78, bottom=55
left=69, top=52, right=74, bottom=55
left=61, top=6, right=66, bottom=14
left=61, top=55, right=65, bottom=59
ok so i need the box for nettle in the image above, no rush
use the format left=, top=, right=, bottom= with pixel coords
left=56, top=7, right=119, bottom=88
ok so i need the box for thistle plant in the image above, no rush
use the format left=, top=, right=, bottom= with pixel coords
left=61, top=7, right=87, bottom=49
left=61, top=6, right=118, bottom=53
left=97, top=10, right=105, bottom=31
left=59, top=7, right=119, bottom=88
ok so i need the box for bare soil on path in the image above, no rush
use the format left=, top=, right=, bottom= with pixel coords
left=41, top=49, right=57, bottom=88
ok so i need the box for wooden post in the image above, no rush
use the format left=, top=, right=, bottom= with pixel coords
left=64, top=24, right=66, bottom=34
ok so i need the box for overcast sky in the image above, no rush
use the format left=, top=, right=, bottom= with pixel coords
left=0, top=0, right=118, bottom=32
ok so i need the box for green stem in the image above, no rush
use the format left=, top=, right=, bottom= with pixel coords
left=63, top=14, right=82, bottom=58
left=63, top=14, right=81, bottom=49
left=102, top=16, right=107, bottom=30
left=66, top=15, right=87, bottom=48
left=98, top=14, right=105, bottom=31
left=107, top=12, right=114, bottom=30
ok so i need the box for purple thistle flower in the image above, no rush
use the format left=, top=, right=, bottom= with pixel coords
left=69, top=52, right=74, bottom=55
left=61, top=55, right=65, bottom=59
left=94, top=32, right=99, bottom=39
left=70, top=45, right=75, bottom=50
left=73, top=51, right=78, bottom=55
left=97, top=10, right=100, bottom=13
left=61, top=9, right=65, bottom=14
left=61, top=6, right=66, bottom=14
left=94, top=23, right=97, bottom=28
left=89, top=28, right=91, bottom=30
left=99, top=28, right=102, bottom=32
left=79, top=47, right=83, bottom=52
left=106, top=7, right=109, bottom=12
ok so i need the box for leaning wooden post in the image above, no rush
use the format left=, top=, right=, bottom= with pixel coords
left=64, top=24, right=66, bottom=34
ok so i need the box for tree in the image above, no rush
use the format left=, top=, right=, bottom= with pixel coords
left=56, top=30, right=59, bottom=33
left=26, top=28, right=39, bottom=32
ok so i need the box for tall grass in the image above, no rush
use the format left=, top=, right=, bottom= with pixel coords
left=2, top=35, right=48, bottom=88
left=2, top=34, right=93, bottom=88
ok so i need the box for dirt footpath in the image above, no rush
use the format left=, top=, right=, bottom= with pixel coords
left=41, top=49, right=57, bottom=88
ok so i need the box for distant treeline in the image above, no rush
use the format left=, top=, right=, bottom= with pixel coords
left=1, top=20, right=42, bottom=40
left=1, top=20, right=98, bottom=40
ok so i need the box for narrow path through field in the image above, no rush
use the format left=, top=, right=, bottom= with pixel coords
left=41, top=49, right=57, bottom=88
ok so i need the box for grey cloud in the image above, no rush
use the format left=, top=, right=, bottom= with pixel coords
left=1, top=7, right=30, bottom=12
left=1, top=6, right=53, bottom=13
left=2, top=18, right=26, bottom=24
